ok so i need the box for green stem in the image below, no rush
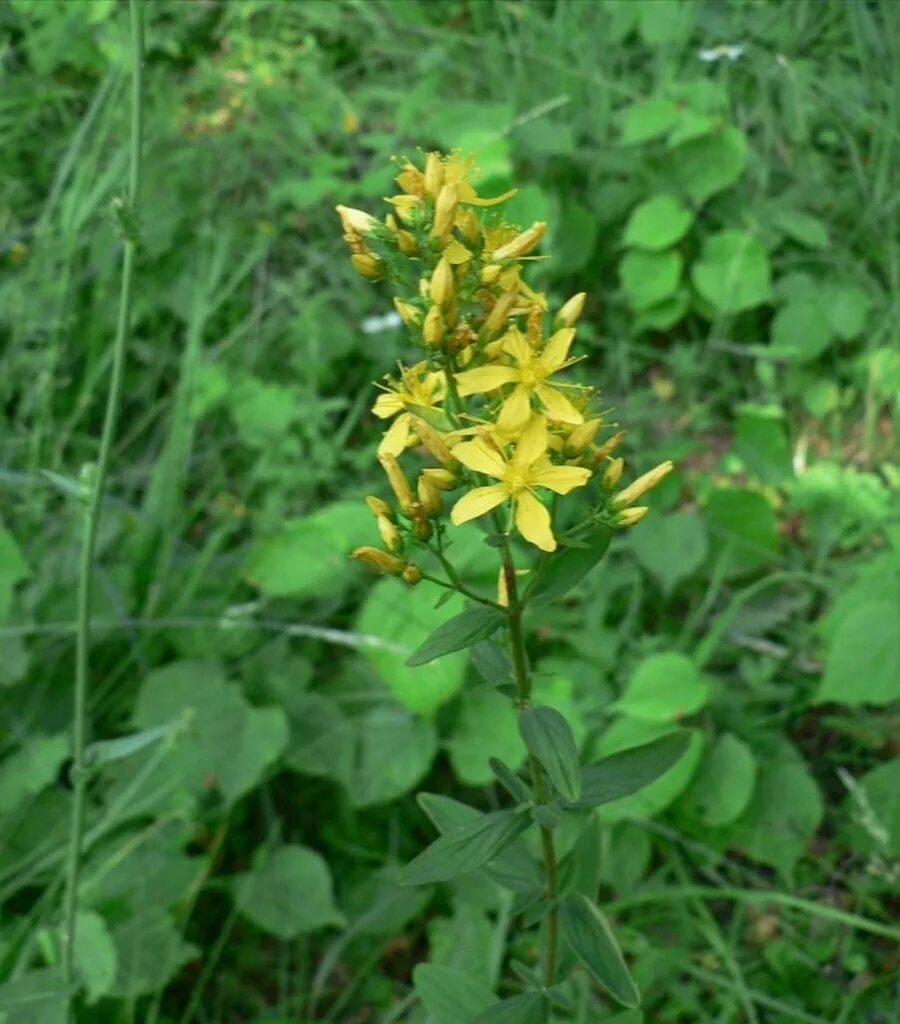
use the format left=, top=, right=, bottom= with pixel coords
left=62, top=0, right=143, bottom=1002
left=503, top=547, right=559, bottom=987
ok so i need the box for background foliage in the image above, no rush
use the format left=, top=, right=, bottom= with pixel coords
left=1, top=0, right=899, bottom=1021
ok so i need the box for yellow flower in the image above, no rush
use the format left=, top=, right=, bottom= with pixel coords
left=454, top=327, right=583, bottom=431
left=449, top=415, right=591, bottom=552
left=372, top=363, right=446, bottom=456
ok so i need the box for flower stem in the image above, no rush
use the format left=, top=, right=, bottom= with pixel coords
left=502, top=546, right=559, bottom=987
left=62, top=0, right=143, bottom=1003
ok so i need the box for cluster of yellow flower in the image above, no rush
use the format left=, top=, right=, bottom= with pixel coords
left=339, top=151, right=672, bottom=581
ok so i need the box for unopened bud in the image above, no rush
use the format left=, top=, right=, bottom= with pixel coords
left=336, top=205, right=378, bottom=237
left=379, top=455, right=415, bottom=514
left=423, top=305, right=446, bottom=346
left=422, top=467, right=457, bottom=490
left=565, top=418, right=603, bottom=455
left=351, top=253, right=382, bottom=280
left=481, top=263, right=502, bottom=285
left=402, top=563, right=423, bottom=586
left=393, top=298, right=422, bottom=326
left=602, top=457, right=624, bottom=489
left=483, top=288, right=518, bottom=336
left=616, top=506, right=649, bottom=528
left=377, top=514, right=402, bottom=551
left=417, top=475, right=442, bottom=516
left=413, top=417, right=455, bottom=467
left=491, top=221, right=546, bottom=261
left=612, top=461, right=674, bottom=508
left=395, top=163, right=425, bottom=196
left=431, top=184, right=459, bottom=237
left=411, top=505, right=433, bottom=541
left=592, top=431, right=626, bottom=464
left=554, top=292, right=587, bottom=329
left=457, top=209, right=481, bottom=246
left=365, top=495, right=393, bottom=518
left=351, top=546, right=405, bottom=575
left=430, top=256, right=455, bottom=308
left=424, top=152, right=445, bottom=197
left=396, top=230, right=417, bottom=255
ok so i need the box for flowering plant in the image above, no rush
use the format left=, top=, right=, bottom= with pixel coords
left=339, top=152, right=683, bottom=1017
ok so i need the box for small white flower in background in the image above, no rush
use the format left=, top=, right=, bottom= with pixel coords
left=698, top=43, right=744, bottom=63
left=361, top=311, right=403, bottom=335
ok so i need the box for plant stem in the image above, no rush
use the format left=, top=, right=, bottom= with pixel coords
left=502, top=546, right=559, bottom=987
left=62, top=0, right=143, bottom=1002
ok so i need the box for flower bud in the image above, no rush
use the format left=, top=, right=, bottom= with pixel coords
left=592, top=431, right=626, bottom=464
left=483, top=288, right=518, bottom=336
left=417, top=475, right=442, bottom=516
left=431, top=184, right=459, bottom=237
left=422, top=467, right=457, bottom=490
left=554, top=292, right=587, bottom=329
left=379, top=455, right=415, bottom=514
left=395, top=163, right=425, bottom=196
left=365, top=495, right=393, bottom=518
left=423, top=305, right=446, bottom=346
left=402, top=563, right=423, bottom=586
left=351, top=546, right=405, bottom=575
left=336, top=205, right=378, bottom=237
left=601, top=457, right=624, bottom=489
left=393, top=298, right=422, bottom=326
left=430, top=256, right=455, bottom=308
left=565, top=417, right=603, bottom=455
left=616, top=506, right=649, bottom=528
left=396, top=230, right=418, bottom=255
left=481, top=263, right=502, bottom=285
left=457, top=209, right=481, bottom=246
left=377, top=514, right=402, bottom=551
left=491, top=221, right=546, bottom=261
left=411, top=506, right=432, bottom=541
left=413, top=417, right=455, bottom=467
left=351, top=253, right=382, bottom=280
left=424, top=152, right=445, bottom=197
left=612, top=461, right=674, bottom=508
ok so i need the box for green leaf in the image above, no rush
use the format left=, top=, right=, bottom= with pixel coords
left=683, top=733, right=757, bottom=827
left=74, top=910, right=117, bottom=1004
left=630, top=513, right=707, bottom=593
left=283, top=692, right=354, bottom=784
left=474, top=992, right=547, bottom=1024
left=666, top=125, right=747, bottom=204
left=620, top=249, right=682, bottom=311
left=734, top=406, right=793, bottom=485
left=449, top=689, right=523, bottom=787
left=560, top=895, right=640, bottom=1008
left=519, top=705, right=581, bottom=801
left=825, top=284, right=871, bottom=340
left=623, top=194, right=693, bottom=251
left=357, top=581, right=469, bottom=715
left=0, top=521, right=29, bottom=621
left=407, top=605, right=506, bottom=667
left=527, top=528, right=611, bottom=607
left=704, top=488, right=779, bottom=577
left=773, top=208, right=830, bottom=249
left=0, top=969, right=67, bottom=1024
left=576, top=732, right=692, bottom=808
left=769, top=297, right=835, bottom=362
left=615, top=652, right=709, bottom=721
left=413, top=964, right=495, bottom=1024
left=633, top=291, right=690, bottom=331
left=428, top=903, right=495, bottom=982
left=108, top=908, right=198, bottom=998
left=0, top=733, right=68, bottom=816
left=399, top=809, right=531, bottom=886
left=692, top=231, right=771, bottom=314
left=85, top=721, right=180, bottom=767
left=817, top=601, right=900, bottom=706
left=620, top=98, right=680, bottom=145
left=351, top=706, right=437, bottom=807
left=236, top=845, right=345, bottom=938
left=851, top=758, right=900, bottom=855
left=489, top=757, right=532, bottom=804
left=553, top=200, right=598, bottom=272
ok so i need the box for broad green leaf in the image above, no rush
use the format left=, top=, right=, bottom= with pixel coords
left=519, top=705, right=581, bottom=801
left=350, top=706, right=437, bottom=807
left=704, top=488, right=779, bottom=577
left=734, top=406, right=792, bottom=485
left=683, top=733, right=757, bottom=827
left=399, top=808, right=531, bottom=886
left=429, top=903, right=494, bottom=983
left=560, top=895, right=640, bottom=1008
left=74, top=910, right=117, bottom=1003
left=108, top=909, right=198, bottom=998
left=623, top=194, right=693, bottom=251
left=620, top=98, right=680, bottom=145
left=630, top=513, right=707, bottom=593
left=230, top=375, right=298, bottom=445
left=724, top=754, right=823, bottom=880
left=769, top=297, right=835, bottom=362
left=851, top=758, right=900, bottom=855
left=615, top=653, right=709, bottom=721
left=692, top=231, right=771, bottom=314
left=553, top=199, right=598, bottom=272
left=357, top=580, right=468, bottom=715
left=620, top=249, right=682, bottom=311
left=576, top=732, right=692, bottom=808
left=0, top=968, right=67, bottom=1024
left=0, top=733, right=68, bottom=816
left=825, top=284, right=870, bottom=340
left=474, top=992, right=547, bottom=1024
left=817, top=601, right=900, bottom=706
left=449, top=689, right=524, bottom=787
left=243, top=500, right=372, bottom=598
left=413, top=964, right=495, bottom=1024
left=283, top=692, right=354, bottom=784
left=773, top=208, right=830, bottom=249
left=666, top=125, right=747, bottom=204
left=407, top=605, right=506, bottom=667
left=236, top=845, right=345, bottom=938
left=633, top=291, right=689, bottom=331
left=527, top=528, right=611, bottom=607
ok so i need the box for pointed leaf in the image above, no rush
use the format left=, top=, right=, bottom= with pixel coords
left=474, top=991, right=547, bottom=1024
left=560, top=895, right=640, bottom=1008
left=519, top=705, right=581, bottom=801
left=527, top=529, right=611, bottom=608
left=406, top=606, right=506, bottom=667
left=413, top=963, right=495, bottom=1024
left=574, top=732, right=691, bottom=808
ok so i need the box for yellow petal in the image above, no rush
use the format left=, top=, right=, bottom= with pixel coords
left=540, top=327, right=575, bottom=370
left=501, top=328, right=532, bottom=366
left=450, top=484, right=508, bottom=525
left=377, top=413, right=413, bottom=456
left=497, top=384, right=533, bottom=434
left=452, top=439, right=507, bottom=479
left=372, top=392, right=405, bottom=419
left=514, top=490, right=556, bottom=552
left=529, top=463, right=591, bottom=495
left=454, top=365, right=520, bottom=397
left=534, top=383, right=583, bottom=425
left=511, top=414, right=548, bottom=468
